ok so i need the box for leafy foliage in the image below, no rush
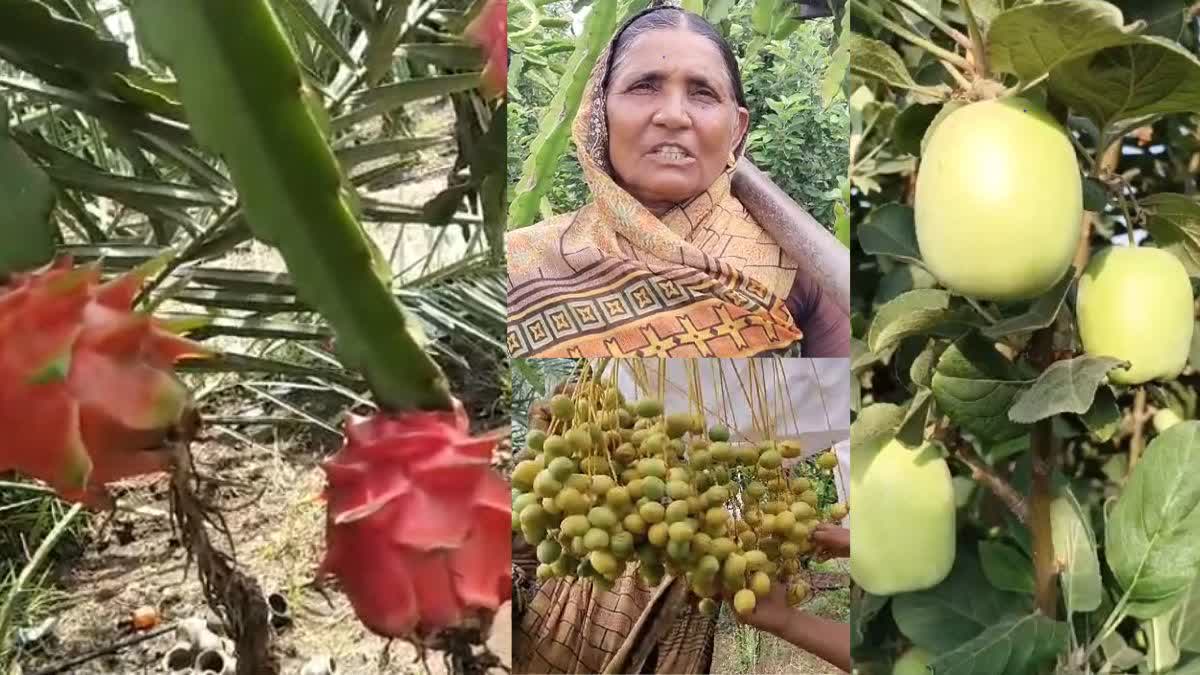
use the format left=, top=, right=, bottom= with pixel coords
left=848, top=0, right=1200, bottom=672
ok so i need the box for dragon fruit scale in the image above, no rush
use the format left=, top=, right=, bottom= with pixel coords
left=0, top=257, right=209, bottom=507
left=319, top=401, right=512, bottom=640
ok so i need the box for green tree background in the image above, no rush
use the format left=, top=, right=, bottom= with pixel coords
left=507, top=0, right=849, bottom=230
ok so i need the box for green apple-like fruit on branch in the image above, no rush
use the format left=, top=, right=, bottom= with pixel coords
left=915, top=98, right=1082, bottom=301
left=1077, top=246, right=1194, bottom=385
left=850, top=437, right=956, bottom=596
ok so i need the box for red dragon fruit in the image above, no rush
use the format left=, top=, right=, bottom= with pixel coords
left=0, top=257, right=208, bottom=507
left=465, top=0, right=507, bottom=100
left=319, top=400, right=512, bottom=639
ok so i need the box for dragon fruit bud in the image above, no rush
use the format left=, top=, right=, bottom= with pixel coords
left=465, top=0, right=506, bottom=100
left=319, top=400, right=512, bottom=640
left=0, top=257, right=209, bottom=507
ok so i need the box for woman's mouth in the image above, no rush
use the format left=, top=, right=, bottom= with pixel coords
left=647, top=144, right=695, bottom=164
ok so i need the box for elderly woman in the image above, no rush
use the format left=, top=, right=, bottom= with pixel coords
left=506, top=4, right=849, bottom=359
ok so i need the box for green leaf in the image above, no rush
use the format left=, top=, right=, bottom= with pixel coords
left=987, top=0, right=1134, bottom=82
left=910, top=339, right=940, bottom=389
left=979, top=540, right=1035, bottom=595
left=891, top=546, right=1030, bottom=653
left=1050, top=37, right=1200, bottom=129
left=1099, top=632, right=1147, bottom=672
left=858, top=203, right=922, bottom=265
left=395, top=43, right=485, bottom=69
left=1172, top=576, right=1200, bottom=653
left=0, top=125, right=56, bottom=275
left=1007, top=355, right=1128, bottom=424
left=705, top=0, right=736, bottom=23
left=1082, top=177, right=1109, bottom=212
left=891, top=102, right=940, bottom=156
left=335, top=136, right=450, bottom=170
left=1144, top=193, right=1200, bottom=275
left=931, top=334, right=1030, bottom=443
left=0, top=0, right=133, bottom=82
left=927, top=612, right=1069, bottom=675
left=981, top=271, right=1073, bottom=340
left=851, top=590, right=888, bottom=649
left=833, top=200, right=850, bottom=248
left=751, top=0, right=777, bottom=35
left=851, top=337, right=878, bottom=372
left=849, top=33, right=948, bottom=100
left=850, top=402, right=905, bottom=450
left=867, top=289, right=977, bottom=354
left=821, top=8, right=850, bottom=107
left=897, top=388, right=933, bottom=448
left=333, top=74, right=482, bottom=131
left=1107, top=422, right=1200, bottom=619
left=276, top=0, right=358, bottom=69
left=1050, top=490, right=1103, bottom=614
left=1078, top=384, right=1120, bottom=442
left=1112, top=0, right=1187, bottom=38
left=42, top=164, right=225, bottom=208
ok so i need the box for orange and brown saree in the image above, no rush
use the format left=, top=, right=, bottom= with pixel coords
left=506, top=43, right=805, bottom=359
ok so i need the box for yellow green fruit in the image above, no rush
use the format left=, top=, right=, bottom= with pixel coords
left=816, top=451, right=838, bottom=470
left=851, top=438, right=955, bottom=595
left=915, top=98, right=1081, bottom=301
left=1076, top=246, right=1194, bottom=385
left=733, top=588, right=757, bottom=615
left=636, top=398, right=663, bottom=418
left=549, top=394, right=575, bottom=419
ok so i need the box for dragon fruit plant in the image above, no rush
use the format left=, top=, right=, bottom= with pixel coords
left=0, top=257, right=208, bottom=508
left=118, top=0, right=512, bottom=644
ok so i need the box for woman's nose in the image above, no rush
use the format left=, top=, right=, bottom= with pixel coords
left=651, top=92, right=691, bottom=128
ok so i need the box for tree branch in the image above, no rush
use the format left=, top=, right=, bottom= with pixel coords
left=1128, top=387, right=1148, bottom=475
left=954, top=441, right=1028, bottom=524
left=1028, top=327, right=1058, bottom=619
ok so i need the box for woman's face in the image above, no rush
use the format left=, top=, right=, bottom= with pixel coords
left=605, top=28, right=749, bottom=212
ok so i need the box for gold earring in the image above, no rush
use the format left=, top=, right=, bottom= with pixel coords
left=727, top=152, right=737, bottom=169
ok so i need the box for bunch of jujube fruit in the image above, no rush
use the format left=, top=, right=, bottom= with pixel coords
left=511, top=383, right=847, bottom=616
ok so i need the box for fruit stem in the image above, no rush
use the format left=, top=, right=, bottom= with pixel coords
left=1028, top=327, right=1058, bottom=620
left=852, top=2, right=972, bottom=72
left=1128, top=387, right=1148, bottom=475
left=961, top=0, right=990, bottom=79
left=888, top=0, right=972, bottom=51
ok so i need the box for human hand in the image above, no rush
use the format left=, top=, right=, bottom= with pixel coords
left=811, top=524, right=849, bottom=560
left=732, top=583, right=790, bottom=633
